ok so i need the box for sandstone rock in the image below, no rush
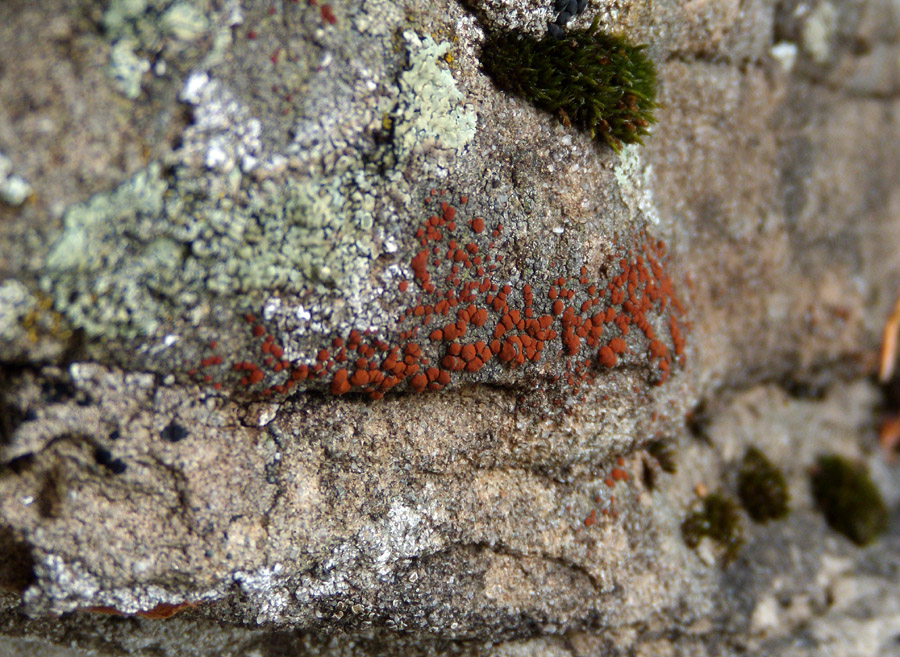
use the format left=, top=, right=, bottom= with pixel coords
left=1, top=0, right=899, bottom=655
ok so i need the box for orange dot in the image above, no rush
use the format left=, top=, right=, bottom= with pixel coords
left=609, top=337, right=626, bottom=354
left=499, top=337, right=522, bottom=363
left=648, top=339, right=667, bottom=358
left=465, top=357, right=483, bottom=372
left=330, top=369, right=350, bottom=395
left=611, top=467, right=629, bottom=481
left=350, top=369, right=370, bottom=387
left=461, top=344, right=477, bottom=362
left=443, top=323, right=462, bottom=341
left=598, top=347, right=617, bottom=368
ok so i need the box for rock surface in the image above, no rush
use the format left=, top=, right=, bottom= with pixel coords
left=1, top=0, right=899, bottom=655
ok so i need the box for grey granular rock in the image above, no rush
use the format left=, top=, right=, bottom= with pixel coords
left=2, top=0, right=900, bottom=655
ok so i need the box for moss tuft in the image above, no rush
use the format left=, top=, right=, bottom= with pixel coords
left=811, top=455, right=887, bottom=546
left=682, top=492, right=744, bottom=564
left=738, top=447, right=789, bottom=523
left=480, top=17, right=657, bottom=151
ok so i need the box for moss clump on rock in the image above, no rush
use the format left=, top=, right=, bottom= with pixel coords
left=480, top=17, right=657, bottom=151
left=811, top=455, right=887, bottom=546
left=682, top=492, right=744, bottom=563
left=738, top=447, right=789, bottom=523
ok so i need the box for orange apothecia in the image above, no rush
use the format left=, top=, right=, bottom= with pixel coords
left=185, top=189, right=688, bottom=400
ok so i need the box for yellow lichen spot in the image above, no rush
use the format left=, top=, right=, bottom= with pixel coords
left=21, top=292, right=72, bottom=344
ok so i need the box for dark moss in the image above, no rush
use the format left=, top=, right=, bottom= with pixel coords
left=647, top=437, right=677, bottom=474
left=738, top=447, right=789, bottom=523
left=682, top=492, right=744, bottom=563
left=811, top=455, right=887, bottom=546
left=480, top=17, right=657, bottom=151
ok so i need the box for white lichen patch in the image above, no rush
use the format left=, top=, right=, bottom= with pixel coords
left=234, top=564, right=291, bottom=624
left=160, top=1, right=208, bottom=41
left=771, top=42, right=799, bottom=73
left=0, top=279, right=36, bottom=345
left=0, top=150, right=33, bottom=206
left=23, top=553, right=101, bottom=614
left=613, top=145, right=662, bottom=227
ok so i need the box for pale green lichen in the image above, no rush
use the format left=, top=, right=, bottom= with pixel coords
left=103, top=0, right=216, bottom=98
left=160, top=1, right=208, bottom=41
left=0, top=279, right=36, bottom=344
left=43, top=163, right=377, bottom=339
left=43, top=25, right=480, bottom=342
left=392, top=32, right=477, bottom=165
left=802, top=2, right=837, bottom=64
left=103, top=0, right=150, bottom=32
left=108, top=39, right=151, bottom=99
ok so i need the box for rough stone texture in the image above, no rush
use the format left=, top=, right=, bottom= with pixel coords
left=1, top=0, right=899, bottom=655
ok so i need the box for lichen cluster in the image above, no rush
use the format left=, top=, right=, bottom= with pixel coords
left=811, top=455, right=887, bottom=546
left=42, top=28, right=475, bottom=342
left=480, top=17, right=657, bottom=151
left=181, top=191, right=687, bottom=398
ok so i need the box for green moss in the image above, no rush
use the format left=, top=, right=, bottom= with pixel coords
left=811, top=455, right=887, bottom=546
left=738, top=447, right=789, bottom=523
left=682, top=493, right=744, bottom=564
left=480, top=17, right=657, bottom=151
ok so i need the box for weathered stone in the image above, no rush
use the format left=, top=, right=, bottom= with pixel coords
left=1, top=0, right=899, bottom=655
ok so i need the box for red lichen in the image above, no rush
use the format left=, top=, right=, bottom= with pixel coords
left=187, top=190, right=687, bottom=399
